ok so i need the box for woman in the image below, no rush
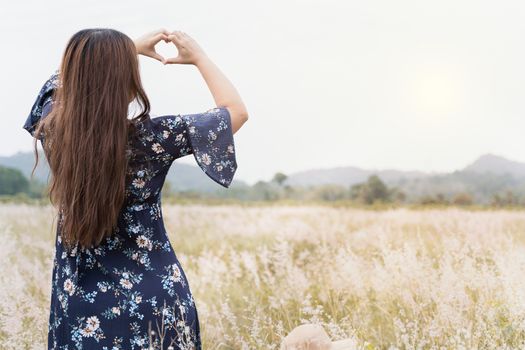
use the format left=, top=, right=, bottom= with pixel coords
left=23, top=28, right=249, bottom=350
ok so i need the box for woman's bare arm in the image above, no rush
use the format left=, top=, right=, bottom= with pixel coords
left=166, top=31, right=249, bottom=134
left=194, top=56, right=248, bottom=133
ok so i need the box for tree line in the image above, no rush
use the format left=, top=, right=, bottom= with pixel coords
left=0, top=165, right=46, bottom=199
left=2, top=164, right=524, bottom=207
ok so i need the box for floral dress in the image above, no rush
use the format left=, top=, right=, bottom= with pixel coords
left=23, top=70, right=237, bottom=350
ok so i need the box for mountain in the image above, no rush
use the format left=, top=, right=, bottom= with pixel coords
left=3, top=151, right=525, bottom=203
left=0, top=151, right=247, bottom=192
left=0, top=151, right=50, bottom=183
left=284, top=154, right=525, bottom=187
left=463, top=153, right=525, bottom=177
left=285, top=166, right=430, bottom=187
left=168, top=160, right=248, bottom=192
left=283, top=154, right=525, bottom=204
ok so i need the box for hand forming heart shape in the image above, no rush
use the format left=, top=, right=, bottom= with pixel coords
left=133, top=29, right=171, bottom=64
left=134, top=29, right=206, bottom=65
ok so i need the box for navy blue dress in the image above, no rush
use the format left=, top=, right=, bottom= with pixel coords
left=23, top=70, right=237, bottom=350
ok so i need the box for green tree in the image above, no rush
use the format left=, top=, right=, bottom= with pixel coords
left=311, top=184, right=348, bottom=201
left=452, top=192, right=473, bottom=206
left=272, top=172, right=288, bottom=186
left=418, top=193, right=449, bottom=205
left=0, top=166, right=30, bottom=195
left=252, top=181, right=280, bottom=201
left=491, top=190, right=519, bottom=207
left=390, top=187, right=407, bottom=203
left=350, top=175, right=391, bottom=204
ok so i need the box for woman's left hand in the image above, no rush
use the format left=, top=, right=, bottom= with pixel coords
left=133, top=29, right=171, bottom=64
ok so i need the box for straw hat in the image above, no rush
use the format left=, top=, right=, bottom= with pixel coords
left=280, top=323, right=355, bottom=350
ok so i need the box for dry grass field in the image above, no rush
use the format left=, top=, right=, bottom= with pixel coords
left=1, top=204, right=525, bottom=349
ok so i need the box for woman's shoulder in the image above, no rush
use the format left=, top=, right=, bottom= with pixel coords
left=134, top=113, right=185, bottom=132
left=125, top=113, right=185, bottom=164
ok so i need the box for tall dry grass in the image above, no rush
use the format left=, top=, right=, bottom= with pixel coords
left=1, top=204, right=525, bottom=349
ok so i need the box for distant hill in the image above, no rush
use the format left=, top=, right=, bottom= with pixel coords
left=285, top=154, right=525, bottom=186
left=168, top=161, right=248, bottom=192
left=3, top=151, right=525, bottom=203
left=388, top=170, right=525, bottom=203
left=463, top=153, right=525, bottom=177
left=284, top=154, right=525, bottom=204
left=285, top=166, right=430, bottom=187
left=0, top=151, right=50, bottom=183
left=0, top=151, right=247, bottom=192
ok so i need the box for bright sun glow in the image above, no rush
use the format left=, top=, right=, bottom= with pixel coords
left=406, top=65, right=464, bottom=123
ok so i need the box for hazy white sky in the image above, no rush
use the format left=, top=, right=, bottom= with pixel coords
left=1, top=0, right=524, bottom=184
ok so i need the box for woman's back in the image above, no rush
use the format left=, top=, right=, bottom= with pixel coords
left=25, top=68, right=239, bottom=349
left=24, top=27, right=248, bottom=350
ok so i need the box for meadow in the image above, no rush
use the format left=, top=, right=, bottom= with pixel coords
left=1, top=203, right=525, bottom=349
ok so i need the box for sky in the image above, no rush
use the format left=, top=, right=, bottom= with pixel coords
left=1, top=0, right=524, bottom=184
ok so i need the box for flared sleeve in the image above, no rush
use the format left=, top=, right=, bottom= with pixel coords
left=152, top=107, right=238, bottom=188
left=23, top=69, right=60, bottom=139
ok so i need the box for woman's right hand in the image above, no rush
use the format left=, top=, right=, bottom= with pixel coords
left=134, top=29, right=171, bottom=64
left=165, top=31, right=208, bottom=65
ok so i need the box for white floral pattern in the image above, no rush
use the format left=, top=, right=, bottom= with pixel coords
left=23, top=70, right=238, bottom=350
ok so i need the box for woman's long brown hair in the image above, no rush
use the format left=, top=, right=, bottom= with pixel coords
left=31, top=28, right=151, bottom=251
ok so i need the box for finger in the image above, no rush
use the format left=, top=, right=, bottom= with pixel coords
left=150, top=28, right=170, bottom=43
left=156, top=28, right=170, bottom=35
left=152, top=33, right=168, bottom=43
left=165, top=55, right=182, bottom=64
left=150, top=52, right=166, bottom=64
left=174, top=32, right=184, bottom=42
left=168, top=33, right=183, bottom=46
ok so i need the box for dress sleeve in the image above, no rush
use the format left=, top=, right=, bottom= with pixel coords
left=152, top=107, right=238, bottom=188
left=23, top=69, right=60, bottom=139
